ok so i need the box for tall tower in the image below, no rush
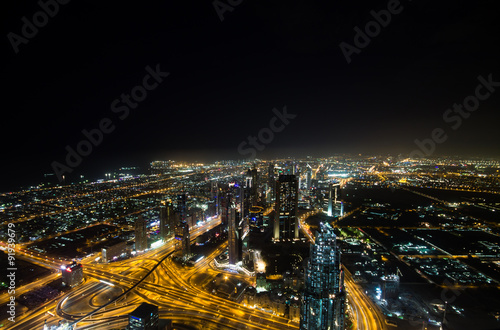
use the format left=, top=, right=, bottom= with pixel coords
left=221, top=193, right=230, bottom=228
left=250, top=167, right=258, bottom=205
left=274, top=175, right=299, bottom=240
left=135, top=215, right=147, bottom=251
left=211, top=181, right=219, bottom=215
left=268, top=163, right=275, bottom=203
left=176, top=194, right=187, bottom=222
left=300, top=223, right=345, bottom=330
left=306, top=166, right=312, bottom=191
left=175, top=222, right=190, bottom=258
left=327, top=182, right=334, bottom=217
left=182, top=222, right=190, bottom=257
left=245, top=167, right=258, bottom=210
left=228, top=206, right=240, bottom=265
left=160, top=200, right=175, bottom=241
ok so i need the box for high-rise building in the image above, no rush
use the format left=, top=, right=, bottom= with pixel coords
left=334, top=185, right=338, bottom=204
left=268, top=163, right=275, bottom=203
left=177, top=194, right=187, bottom=222
left=61, top=262, right=84, bottom=287
left=306, top=166, right=312, bottom=191
left=220, top=193, right=230, bottom=227
left=228, top=205, right=240, bottom=265
left=327, top=182, right=334, bottom=217
left=274, top=175, right=299, bottom=240
left=247, top=167, right=258, bottom=205
left=135, top=215, right=148, bottom=251
left=300, top=223, right=345, bottom=330
left=211, top=181, right=218, bottom=201
left=175, top=222, right=190, bottom=258
left=128, top=302, right=159, bottom=330
left=240, top=223, right=251, bottom=267
left=160, top=200, right=176, bottom=241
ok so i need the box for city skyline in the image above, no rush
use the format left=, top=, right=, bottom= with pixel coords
left=1, top=157, right=500, bottom=329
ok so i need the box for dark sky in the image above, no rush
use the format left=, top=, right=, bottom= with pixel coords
left=2, top=1, right=500, bottom=190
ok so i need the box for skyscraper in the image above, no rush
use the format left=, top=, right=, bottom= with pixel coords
left=327, top=182, right=334, bottom=217
left=240, top=221, right=251, bottom=267
left=135, top=215, right=148, bottom=251
left=220, top=192, right=230, bottom=227
left=228, top=206, right=240, bottom=265
left=160, top=199, right=176, bottom=241
left=306, top=166, right=312, bottom=191
left=274, top=175, right=299, bottom=240
left=268, top=163, right=275, bottom=203
left=249, top=167, right=258, bottom=205
left=300, top=223, right=345, bottom=330
left=175, top=221, right=190, bottom=258
left=177, top=194, right=187, bottom=222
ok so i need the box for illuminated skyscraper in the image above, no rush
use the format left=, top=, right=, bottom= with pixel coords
left=220, top=193, right=230, bottom=227
left=177, top=194, right=187, bottom=222
left=228, top=205, right=240, bottom=265
left=327, top=183, right=333, bottom=217
left=160, top=200, right=176, bottom=241
left=249, top=167, right=258, bottom=205
left=274, top=175, right=299, bottom=240
left=300, top=223, right=345, bottom=330
left=135, top=215, right=148, bottom=251
left=306, top=166, right=312, bottom=191
left=175, top=222, right=190, bottom=258
left=211, top=181, right=220, bottom=215
left=268, top=163, right=275, bottom=202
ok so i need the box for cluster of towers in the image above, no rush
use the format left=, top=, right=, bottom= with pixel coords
left=139, top=161, right=347, bottom=328
left=222, top=169, right=257, bottom=268
left=264, top=163, right=347, bottom=328
left=134, top=193, right=192, bottom=258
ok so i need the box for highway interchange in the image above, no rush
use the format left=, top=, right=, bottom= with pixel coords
left=3, top=211, right=387, bottom=330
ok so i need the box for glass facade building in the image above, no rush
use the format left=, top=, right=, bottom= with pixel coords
left=274, top=175, right=299, bottom=240
left=300, top=223, right=345, bottom=330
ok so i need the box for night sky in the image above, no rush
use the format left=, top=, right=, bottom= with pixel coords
left=2, top=1, right=500, bottom=191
